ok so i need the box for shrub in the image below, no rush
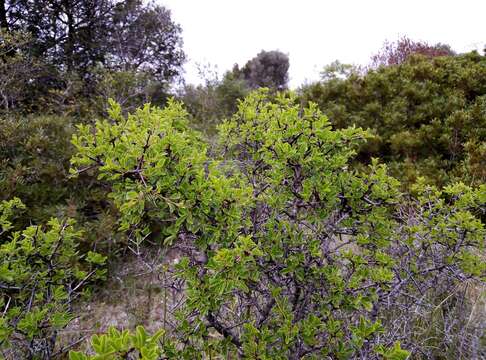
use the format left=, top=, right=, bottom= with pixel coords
left=70, top=91, right=485, bottom=359
left=0, top=198, right=107, bottom=358
left=300, top=52, right=486, bottom=187
left=69, top=326, right=165, bottom=360
left=0, top=113, right=121, bottom=253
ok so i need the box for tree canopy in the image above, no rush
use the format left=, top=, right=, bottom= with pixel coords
left=0, top=0, right=185, bottom=113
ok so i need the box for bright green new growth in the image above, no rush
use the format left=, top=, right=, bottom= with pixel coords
left=0, top=198, right=25, bottom=234
left=70, top=91, right=485, bottom=359
left=69, top=326, right=165, bottom=360
left=0, top=199, right=107, bottom=358
left=71, top=98, right=246, bottom=254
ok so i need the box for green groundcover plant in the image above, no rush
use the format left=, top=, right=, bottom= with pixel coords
left=68, top=90, right=485, bottom=359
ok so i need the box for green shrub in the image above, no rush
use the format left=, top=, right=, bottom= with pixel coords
left=0, top=115, right=76, bottom=221
left=300, top=52, right=486, bottom=187
left=70, top=91, right=485, bottom=358
left=0, top=198, right=106, bottom=358
left=0, top=113, right=121, bottom=253
left=69, top=326, right=166, bottom=360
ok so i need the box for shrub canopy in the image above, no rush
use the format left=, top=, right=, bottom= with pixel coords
left=300, top=52, right=486, bottom=187
left=70, top=91, right=485, bottom=359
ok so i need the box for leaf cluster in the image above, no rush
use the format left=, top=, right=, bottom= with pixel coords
left=300, top=52, right=486, bottom=187
left=0, top=199, right=107, bottom=358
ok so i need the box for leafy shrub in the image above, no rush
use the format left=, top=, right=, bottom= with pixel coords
left=69, top=326, right=166, bottom=360
left=0, top=198, right=107, bottom=359
left=300, top=51, right=486, bottom=187
left=70, top=98, right=232, bottom=254
left=0, top=115, right=76, bottom=220
left=70, top=91, right=485, bottom=358
left=376, top=180, right=486, bottom=358
left=0, top=113, right=121, bottom=252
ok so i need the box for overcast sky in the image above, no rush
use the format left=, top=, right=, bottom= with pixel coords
left=160, top=0, right=486, bottom=88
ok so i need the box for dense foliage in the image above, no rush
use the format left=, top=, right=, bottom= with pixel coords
left=0, top=0, right=184, bottom=114
left=0, top=198, right=106, bottom=359
left=0, top=3, right=485, bottom=358
left=0, top=113, right=122, bottom=253
left=69, top=326, right=166, bottom=360
left=69, top=91, right=485, bottom=359
left=301, top=51, right=486, bottom=187
left=235, top=50, right=290, bottom=90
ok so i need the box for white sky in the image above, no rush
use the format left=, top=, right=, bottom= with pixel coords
left=160, top=0, right=486, bottom=88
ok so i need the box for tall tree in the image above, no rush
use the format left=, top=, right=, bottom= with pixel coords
left=238, top=50, right=289, bottom=90
left=3, top=0, right=185, bottom=82
left=0, top=0, right=8, bottom=31
left=107, top=0, right=185, bottom=84
left=6, top=0, right=112, bottom=73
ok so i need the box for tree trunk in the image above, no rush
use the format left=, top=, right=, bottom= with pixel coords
left=63, top=0, right=75, bottom=71
left=0, top=0, right=8, bottom=32
left=0, top=1, right=15, bottom=59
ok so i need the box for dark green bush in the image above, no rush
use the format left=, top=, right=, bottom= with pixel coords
left=300, top=52, right=486, bottom=187
left=0, top=113, right=121, bottom=253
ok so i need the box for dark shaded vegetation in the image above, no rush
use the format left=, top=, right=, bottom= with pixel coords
left=0, top=0, right=184, bottom=114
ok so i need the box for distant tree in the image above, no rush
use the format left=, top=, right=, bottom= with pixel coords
left=238, top=50, right=289, bottom=90
left=0, top=0, right=9, bottom=32
left=179, top=50, right=290, bottom=132
left=93, top=67, right=169, bottom=114
left=370, top=36, right=455, bottom=68
left=107, top=0, right=185, bottom=84
left=6, top=0, right=113, bottom=74
left=3, top=0, right=184, bottom=83
left=178, top=63, right=248, bottom=133
left=320, top=60, right=361, bottom=81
